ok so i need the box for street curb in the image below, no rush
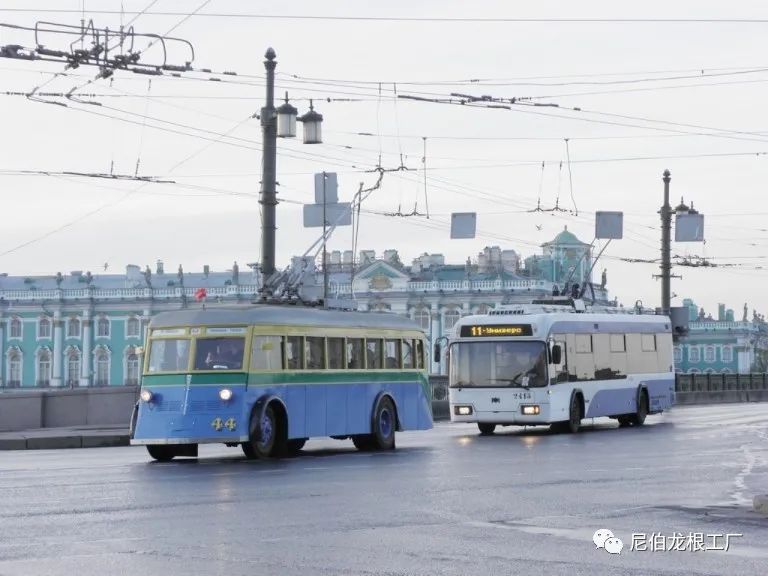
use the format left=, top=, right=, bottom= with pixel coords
left=81, top=434, right=130, bottom=448
left=754, top=495, right=768, bottom=515
left=0, top=434, right=131, bottom=450
left=26, top=435, right=82, bottom=450
left=0, top=438, right=28, bottom=450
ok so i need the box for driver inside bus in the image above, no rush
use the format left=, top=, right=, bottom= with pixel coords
left=205, top=340, right=243, bottom=369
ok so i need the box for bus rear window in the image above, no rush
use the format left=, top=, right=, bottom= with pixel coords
left=194, top=338, right=245, bottom=370
left=148, top=339, right=190, bottom=372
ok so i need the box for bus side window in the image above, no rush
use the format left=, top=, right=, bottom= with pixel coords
left=347, top=338, right=364, bottom=369
left=366, top=338, right=383, bottom=369
left=401, top=339, right=414, bottom=369
left=285, top=336, right=304, bottom=370
left=385, top=339, right=401, bottom=369
left=251, top=335, right=284, bottom=371
left=328, top=337, right=345, bottom=369
left=551, top=339, right=568, bottom=383
left=414, top=339, right=425, bottom=370
left=305, top=336, right=326, bottom=370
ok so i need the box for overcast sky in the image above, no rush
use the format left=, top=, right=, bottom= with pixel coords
left=1, top=0, right=768, bottom=316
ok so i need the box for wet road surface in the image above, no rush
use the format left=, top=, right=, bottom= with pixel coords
left=1, top=403, right=766, bottom=575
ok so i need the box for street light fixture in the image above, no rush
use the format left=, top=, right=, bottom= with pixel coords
left=276, top=92, right=298, bottom=138
left=298, top=99, right=323, bottom=144
left=259, top=48, right=326, bottom=292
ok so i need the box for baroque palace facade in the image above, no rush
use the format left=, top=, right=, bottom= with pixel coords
left=0, top=228, right=610, bottom=388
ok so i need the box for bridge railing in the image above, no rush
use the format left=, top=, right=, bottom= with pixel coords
left=675, top=373, right=768, bottom=392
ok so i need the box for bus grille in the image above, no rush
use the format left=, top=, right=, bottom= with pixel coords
left=157, top=401, right=182, bottom=412
left=189, top=400, right=221, bottom=413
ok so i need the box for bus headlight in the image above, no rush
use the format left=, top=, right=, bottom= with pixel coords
left=219, top=388, right=233, bottom=402
left=521, top=405, right=540, bottom=416
left=140, top=389, right=153, bottom=403
left=454, top=405, right=473, bottom=416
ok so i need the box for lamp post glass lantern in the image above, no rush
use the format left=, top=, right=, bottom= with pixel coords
left=299, top=99, right=323, bottom=144
left=276, top=92, right=298, bottom=138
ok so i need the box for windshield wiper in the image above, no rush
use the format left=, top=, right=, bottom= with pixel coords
left=487, top=373, right=531, bottom=389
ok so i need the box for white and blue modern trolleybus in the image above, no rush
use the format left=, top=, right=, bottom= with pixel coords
left=444, top=300, right=675, bottom=434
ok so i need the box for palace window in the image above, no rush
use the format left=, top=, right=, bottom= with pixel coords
left=37, top=349, right=51, bottom=387
left=704, top=345, right=715, bottom=363
left=9, top=317, right=22, bottom=339
left=413, top=308, right=430, bottom=331
left=126, top=316, right=141, bottom=338
left=67, top=317, right=81, bottom=338
left=125, top=352, right=140, bottom=386
left=7, top=350, right=22, bottom=387
left=722, top=345, right=733, bottom=363
left=97, top=316, right=110, bottom=338
left=689, top=346, right=701, bottom=363
left=95, top=350, right=110, bottom=386
left=673, top=346, right=682, bottom=364
left=67, top=350, right=80, bottom=387
left=38, top=317, right=52, bottom=339
left=443, top=309, right=461, bottom=331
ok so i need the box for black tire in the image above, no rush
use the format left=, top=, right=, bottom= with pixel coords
left=478, top=423, right=497, bottom=435
left=630, top=390, right=648, bottom=426
left=147, top=445, right=176, bottom=462
left=371, top=396, right=397, bottom=450
left=352, top=435, right=375, bottom=451
left=559, top=394, right=582, bottom=434
left=243, top=403, right=287, bottom=459
left=617, top=416, right=632, bottom=427
left=286, top=438, right=307, bottom=454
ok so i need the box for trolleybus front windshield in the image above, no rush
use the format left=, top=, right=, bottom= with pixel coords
left=193, top=337, right=246, bottom=370
left=147, top=339, right=191, bottom=373
left=449, top=341, right=548, bottom=388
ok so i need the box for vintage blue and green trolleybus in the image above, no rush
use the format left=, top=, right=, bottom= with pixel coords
left=130, top=306, right=431, bottom=460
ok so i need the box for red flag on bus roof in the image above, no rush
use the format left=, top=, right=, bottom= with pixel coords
left=194, top=287, right=207, bottom=301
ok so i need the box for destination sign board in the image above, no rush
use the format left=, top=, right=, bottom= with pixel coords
left=459, top=324, right=533, bottom=337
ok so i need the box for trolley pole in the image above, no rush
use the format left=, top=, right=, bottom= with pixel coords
left=660, top=169, right=672, bottom=316
left=259, top=48, right=278, bottom=286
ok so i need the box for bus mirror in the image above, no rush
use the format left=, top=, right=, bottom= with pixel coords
left=551, top=344, right=562, bottom=365
left=433, top=342, right=441, bottom=360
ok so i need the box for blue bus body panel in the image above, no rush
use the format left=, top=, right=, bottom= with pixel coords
left=133, top=375, right=432, bottom=444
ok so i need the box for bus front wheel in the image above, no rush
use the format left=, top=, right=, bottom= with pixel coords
left=552, top=394, right=582, bottom=434
left=243, top=403, right=287, bottom=459
left=147, top=445, right=176, bottom=462
left=478, top=423, right=497, bottom=435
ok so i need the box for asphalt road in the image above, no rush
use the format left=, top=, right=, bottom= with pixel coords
left=0, top=404, right=766, bottom=576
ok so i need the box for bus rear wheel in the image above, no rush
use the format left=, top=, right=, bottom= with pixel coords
left=243, top=403, right=287, bottom=459
left=629, top=390, right=648, bottom=426
left=372, top=396, right=396, bottom=450
left=352, top=435, right=375, bottom=451
left=354, top=396, right=397, bottom=451
left=478, top=423, right=497, bottom=435
left=147, top=445, right=176, bottom=462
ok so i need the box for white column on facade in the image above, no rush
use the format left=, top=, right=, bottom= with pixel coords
left=51, top=311, right=63, bottom=387
left=430, top=310, right=440, bottom=374
left=80, top=311, right=92, bottom=387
